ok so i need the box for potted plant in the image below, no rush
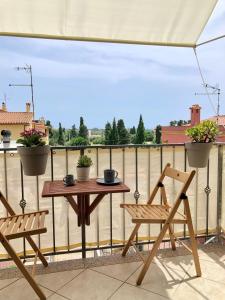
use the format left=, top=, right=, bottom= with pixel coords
left=17, top=129, right=50, bottom=176
left=185, top=120, right=219, bottom=168
left=1, top=130, right=11, bottom=144
left=76, top=155, right=93, bottom=181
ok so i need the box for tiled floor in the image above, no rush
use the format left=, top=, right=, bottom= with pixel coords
left=0, top=249, right=224, bottom=299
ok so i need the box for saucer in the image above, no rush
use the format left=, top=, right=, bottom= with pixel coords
left=96, top=178, right=121, bottom=185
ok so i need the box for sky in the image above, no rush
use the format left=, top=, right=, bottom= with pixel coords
left=0, top=1, right=224, bottom=130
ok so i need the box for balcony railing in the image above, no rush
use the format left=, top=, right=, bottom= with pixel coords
left=0, top=144, right=224, bottom=260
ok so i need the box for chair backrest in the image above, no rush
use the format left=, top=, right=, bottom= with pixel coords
left=147, top=163, right=195, bottom=205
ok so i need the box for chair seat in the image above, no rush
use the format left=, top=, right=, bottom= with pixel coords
left=121, top=204, right=187, bottom=224
left=0, top=210, right=49, bottom=240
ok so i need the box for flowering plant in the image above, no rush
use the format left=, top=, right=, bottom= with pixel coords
left=17, top=129, right=46, bottom=147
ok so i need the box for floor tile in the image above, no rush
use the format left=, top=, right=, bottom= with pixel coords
left=91, top=261, right=141, bottom=281
left=158, top=255, right=194, bottom=272
left=198, top=250, right=220, bottom=262
left=127, top=260, right=186, bottom=298
left=36, top=269, right=83, bottom=291
left=48, top=293, right=69, bottom=299
left=186, top=257, right=225, bottom=284
left=173, top=276, right=225, bottom=300
left=110, top=283, right=169, bottom=300
left=0, top=278, right=53, bottom=300
left=57, top=269, right=122, bottom=300
left=0, top=278, right=18, bottom=290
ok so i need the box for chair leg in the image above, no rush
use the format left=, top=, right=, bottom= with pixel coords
left=122, top=223, right=141, bottom=257
left=26, top=236, right=48, bottom=267
left=184, top=200, right=201, bottom=277
left=136, top=222, right=170, bottom=285
left=0, top=235, right=46, bottom=300
left=168, top=224, right=176, bottom=250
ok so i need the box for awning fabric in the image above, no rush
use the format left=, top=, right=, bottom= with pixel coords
left=0, top=0, right=218, bottom=47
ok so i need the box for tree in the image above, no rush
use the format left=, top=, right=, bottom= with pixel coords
left=69, top=136, right=89, bottom=146
left=45, top=120, right=53, bottom=138
left=104, top=122, right=112, bottom=145
left=130, top=126, right=136, bottom=135
left=155, top=125, right=162, bottom=144
left=177, top=120, right=184, bottom=126
left=70, top=124, right=77, bottom=139
left=58, top=122, right=64, bottom=145
left=109, top=118, right=119, bottom=145
left=79, top=117, right=88, bottom=139
left=170, top=120, right=177, bottom=126
left=91, top=136, right=104, bottom=145
left=135, top=115, right=145, bottom=144
left=145, top=130, right=154, bottom=142
left=117, top=119, right=130, bottom=144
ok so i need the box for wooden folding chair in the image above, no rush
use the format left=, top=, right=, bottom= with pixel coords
left=0, top=192, right=49, bottom=299
left=121, top=163, right=201, bottom=285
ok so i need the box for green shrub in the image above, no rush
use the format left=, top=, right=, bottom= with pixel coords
left=77, top=155, right=93, bottom=167
left=186, top=120, right=219, bottom=143
left=69, top=136, right=89, bottom=146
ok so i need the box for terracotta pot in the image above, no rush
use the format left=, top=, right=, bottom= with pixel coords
left=185, top=142, right=212, bottom=168
left=76, top=166, right=90, bottom=181
left=17, top=145, right=50, bottom=176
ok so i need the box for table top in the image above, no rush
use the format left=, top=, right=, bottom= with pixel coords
left=42, top=179, right=130, bottom=197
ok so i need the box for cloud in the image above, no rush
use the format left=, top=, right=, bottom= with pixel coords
left=0, top=0, right=223, bottom=85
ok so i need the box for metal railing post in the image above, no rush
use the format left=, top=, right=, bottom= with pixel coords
left=216, top=144, right=223, bottom=240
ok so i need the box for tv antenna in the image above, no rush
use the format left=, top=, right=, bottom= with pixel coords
left=195, top=83, right=221, bottom=123
left=9, top=64, right=35, bottom=119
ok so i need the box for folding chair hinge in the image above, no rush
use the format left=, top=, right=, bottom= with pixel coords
left=180, top=193, right=188, bottom=200
left=157, top=182, right=164, bottom=187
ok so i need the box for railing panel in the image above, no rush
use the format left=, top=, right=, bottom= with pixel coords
left=0, top=144, right=222, bottom=259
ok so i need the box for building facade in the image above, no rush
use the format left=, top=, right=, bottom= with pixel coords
left=0, top=102, right=49, bottom=144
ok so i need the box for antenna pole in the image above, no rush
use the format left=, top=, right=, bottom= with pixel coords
left=9, top=65, right=35, bottom=119
left=195, top=83, right=221, bottom=123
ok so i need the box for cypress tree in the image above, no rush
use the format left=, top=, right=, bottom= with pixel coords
left=45, top=120, right=53, bottom=138
left=79, top=117, right=88, bottom=139
left=117, top=119, right=130, bottom=144
left=58, top=122, right=64, bottom=145
left=130, top=126, right=136, bottom=135
left=109, top=118, right=119, bottom=145
left=104, top=122, right=112, bottom=145
left=70, top=124, right=77, bottom=138
left=155, top=125, right=162, bottom=144
left=135, top=115, right=145, bottom=144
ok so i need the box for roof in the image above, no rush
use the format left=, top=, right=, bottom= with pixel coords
left=0, top=0, right=218, bottom=47
left=0, top=112, right=33, bottom=125
left=204, top=115, right=225, bottom=126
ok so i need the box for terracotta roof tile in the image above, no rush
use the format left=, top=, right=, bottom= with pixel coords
left=0, top=112, right=33, bottom=124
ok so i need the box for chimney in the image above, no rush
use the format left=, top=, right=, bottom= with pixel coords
left=26, top=102, right=31, bottom=112
left=190, top=104, right=201, bottom=126
left=2, top=102, right=7, bottom=111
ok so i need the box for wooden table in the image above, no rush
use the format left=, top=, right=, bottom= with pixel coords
left=42, top=179, right=130, bottom=258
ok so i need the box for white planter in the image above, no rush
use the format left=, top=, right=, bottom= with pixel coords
left=185, top=142, right=212, bottom=168
left=76, top=166, right=90, bottom=181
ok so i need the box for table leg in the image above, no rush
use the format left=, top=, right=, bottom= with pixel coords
left=85, top=195, right=90, bottom=225
left=77, top=196, right=82, bottom=227
left=77, top=194, right=87, bottom=259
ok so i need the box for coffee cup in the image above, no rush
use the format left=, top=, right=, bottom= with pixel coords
left=63, top=174, right=75, bottom=186
left=104, top=169, right=118, bottom=183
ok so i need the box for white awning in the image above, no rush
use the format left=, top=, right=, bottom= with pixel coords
left=0, top=0, right=218, bottom=47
